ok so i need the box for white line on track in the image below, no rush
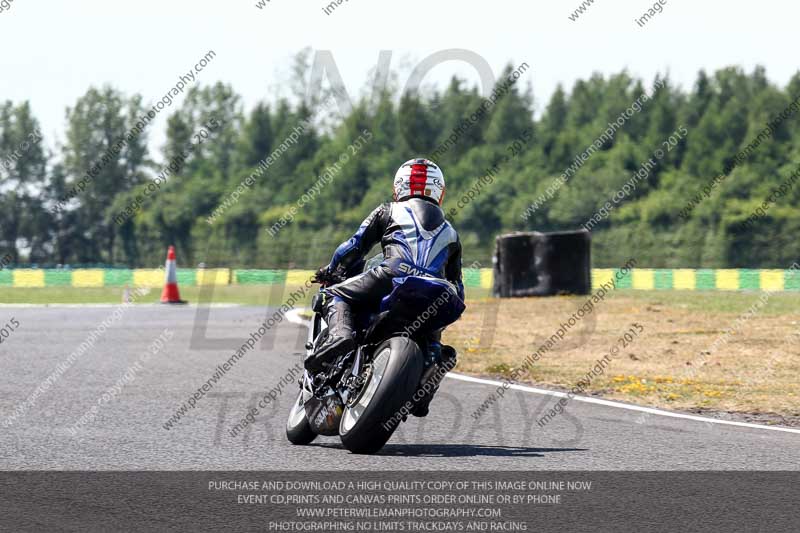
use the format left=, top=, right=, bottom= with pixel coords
left=447, top=373, right=800, bottom=436
left=286, top=308, right=311, bottom=326
left=289, top=307, right=800, bottom=436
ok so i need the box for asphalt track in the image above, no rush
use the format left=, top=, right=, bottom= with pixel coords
left=1, top=306, right=798, bottom=470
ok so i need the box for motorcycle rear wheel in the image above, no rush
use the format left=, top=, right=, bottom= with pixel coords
left=339, top=336, right=423, bottom=454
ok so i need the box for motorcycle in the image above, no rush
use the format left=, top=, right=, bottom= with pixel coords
left=285, top=255, right=465, bottom=454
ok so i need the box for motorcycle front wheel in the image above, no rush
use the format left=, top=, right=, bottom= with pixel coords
left=339, top=336, right=423, bottom=454
left=286, top=389, right=317, bottom=445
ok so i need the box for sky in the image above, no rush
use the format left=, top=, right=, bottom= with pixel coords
left=1, top=0, right=798, bottom=158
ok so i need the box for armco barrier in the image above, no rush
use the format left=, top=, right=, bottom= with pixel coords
left=0, top=268, right=798, bottom=291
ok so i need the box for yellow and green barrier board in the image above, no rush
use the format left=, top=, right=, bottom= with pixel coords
left=1, top=268, right=799, bottom=291
left=590, top=268, right=800, bottom=291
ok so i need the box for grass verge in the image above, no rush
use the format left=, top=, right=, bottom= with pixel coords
left=443, top=290, right=800, bottom=424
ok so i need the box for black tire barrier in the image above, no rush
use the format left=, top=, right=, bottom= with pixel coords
left=492, top=230, right=591, bottom=297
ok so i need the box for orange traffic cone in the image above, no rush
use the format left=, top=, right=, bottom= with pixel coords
left=160, top=245, right=187, bottom=304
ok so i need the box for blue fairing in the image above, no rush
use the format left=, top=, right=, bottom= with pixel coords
left=379, top=276, right=465, bottom=331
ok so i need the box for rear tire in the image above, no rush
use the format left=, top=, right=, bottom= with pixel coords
left=339, top=337, right=423, bottom=454
left=286, top=389, right=317, bottom=445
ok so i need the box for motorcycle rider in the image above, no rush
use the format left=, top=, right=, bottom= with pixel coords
left=305, top=158, right=464, bottom=416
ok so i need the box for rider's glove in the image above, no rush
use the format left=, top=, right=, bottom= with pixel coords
left=312, top=265, right=330, bottom=284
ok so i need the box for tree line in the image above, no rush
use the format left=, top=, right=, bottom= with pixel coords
left=1, top=60, right=799, bottom=269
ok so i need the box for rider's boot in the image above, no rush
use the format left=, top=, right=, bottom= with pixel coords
left=411, top=344, right=457, bottom=417
left=304, top=297, right=356, bottom=373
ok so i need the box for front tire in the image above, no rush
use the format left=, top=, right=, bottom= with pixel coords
left=339, top=337, right=423, bottom=454
left=286, top=389, right=317, bottom=445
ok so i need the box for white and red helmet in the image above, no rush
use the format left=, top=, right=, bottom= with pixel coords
left=393, top=158, right=446, bottom=205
